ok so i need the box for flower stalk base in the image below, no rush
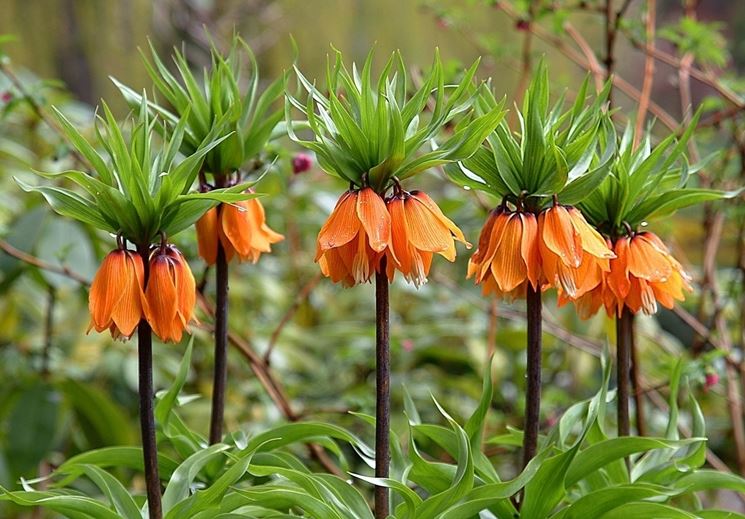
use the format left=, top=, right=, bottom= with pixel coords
left=522, top=284, right=542, bottom=468
left=137, top=245, right=162, bottom=519
left=617, top=308, right=633, bottom=438
left=209, top=237, right=229, bottom=444
left=375, top=258, right=390, bottom=519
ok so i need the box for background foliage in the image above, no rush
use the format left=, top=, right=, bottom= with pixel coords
left=1, top=0, right=744, bottom=515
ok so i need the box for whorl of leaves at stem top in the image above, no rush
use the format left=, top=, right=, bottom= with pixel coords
left=286, top=48, right=507, bottom=194
left=113, top=34, right=287, bottom=177
left=579, top=115, right=741, bottom=235
left=445, top=61, right=616, bottom=210
left=17, top=96, right=258, bottom=245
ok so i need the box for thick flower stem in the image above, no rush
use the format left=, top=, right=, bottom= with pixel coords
left=629, top=315, right=647, bottom=436
left=137, top=246, right=162, bottom=519
left=522, top=284, right=542, bottom=468
left=209, top=235, right=229, bottom=445
left=617, top=307, right=633, bottom=438
left=374, top=258, right=390, bottom=519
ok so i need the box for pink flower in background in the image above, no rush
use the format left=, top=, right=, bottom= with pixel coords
left=401, top=339, right=414, bottom=352
left=1, top=91, right=12, bottom=103
left=704, top=372, right=719, bottom=391
left=292, top=153, right=313, bottom=174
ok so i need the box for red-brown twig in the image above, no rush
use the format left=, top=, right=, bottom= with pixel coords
left=634, top=0, right=656, bottom=148
left=263, top=272, right=322, bottom=364
left=0, top=239, right=90, bottom=285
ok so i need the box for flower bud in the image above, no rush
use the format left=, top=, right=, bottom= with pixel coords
left=291, top=153, right=313, bottom=174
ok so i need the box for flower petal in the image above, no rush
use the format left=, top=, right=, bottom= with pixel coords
left=316, top=191, right=361, bottom=256
left=540, top=206, right=583, bottom=268
left=410, top=191, right=470, bottom=247
left=519, top=212, right=540, bottom=290
left=195, top=208, right=219, bottom=266
left=88, top=250, right=128, bottom=333
left=491, top=214, right=528, bottom=292
left=627, top=234, right=672, bottom=281
left=356, top=188, right=390, bottom=252
left=110, top=252, right=145, bottom=337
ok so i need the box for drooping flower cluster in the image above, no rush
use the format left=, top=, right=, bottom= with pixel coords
left=88, top=243, right=197, bottom=342
left=316, top=187, right=469, bottom=287
left=468, top=202, right=614, bottom=300
left=196, top=195, right=284, bottom=265
left=564, top=231, right=692, bottom=318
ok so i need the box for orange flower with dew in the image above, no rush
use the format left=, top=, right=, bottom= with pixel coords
left=143, top=245, right=197, bottom=343
left=467, top=208, right=540, bottom=299
left=88, top=249, right=145, bottom=339
left=538, top=204, right=614, bottom=298
left=316, top=187, right=390, bottom=287
left=195, top=195, right=284, bottom=265
left=385, top=190, right=470, bottom=286
left=606, top=232, right=692, bottom=316
left=557, top=266, right=617, bottom=319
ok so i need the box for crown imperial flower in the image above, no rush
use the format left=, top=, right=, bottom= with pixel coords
left=467, top=207, right=539, bottom=298
left=385, top=190, right=469, bottom=286
left=316, top=187, right=390, bottom=286
left=196, top=194, right=284, bottom=266
left=606, top=232, right=692, bottom=316
left=539, top=204, right=615, bottom=299
left=143, top=245, right=197, bottom=343
left=88, top=249, right=145, bottom=339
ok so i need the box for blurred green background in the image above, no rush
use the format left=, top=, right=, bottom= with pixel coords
left=1, top=0, right=744, bottom=513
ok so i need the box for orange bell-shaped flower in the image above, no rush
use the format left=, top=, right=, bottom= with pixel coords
left=195, top=195, right=284, bottom=265
left=385, top=190, right=470, bottom=286
left=606, top=232, right=692, bottom=316
left=467, top=208, right=540, bottom=299
left=316, top=187, right=390, bottom=287
left=143, top=245, right=197, bottom=343
left=88, top=249, right=145, bottom=339
left=195, top=206, right=220, bottom=266
left=539, top=205, right=615, bottom=298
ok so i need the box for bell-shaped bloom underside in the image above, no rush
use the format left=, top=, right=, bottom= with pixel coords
left=88, top=249, right=145, bottom=339
left=316, top=188, right=390, bottom=286
left=539, top=205, right=614, bottom=298
left=468, top=209, right=540, bottom=298
left=386, top=191, right=469, bottom=286
left=196, top=197, right=284, bottom=266
left=606, top=232, right=692, bottom=316
left=143, top=247, right=197, bottom=343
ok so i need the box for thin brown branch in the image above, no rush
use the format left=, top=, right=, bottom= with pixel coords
left=0, top=239, right=90, bottom=285
left=0, top=62, right=91, bottom=169
left=497, top=1, right=679, bottom=130
left=513, top=0, right=537, bottom=108
left=264, top=272, right=321, bottom=364
left=432, top=272, right=602, bottom=357
left=625, top=35, right=744, bottom=109
left=634, top=0, right=656, bottom=148
left=563, top=23, right=604, bottom=91
left=196, top=293, right=343, bottom=476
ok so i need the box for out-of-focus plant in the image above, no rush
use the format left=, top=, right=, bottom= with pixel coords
left=18, top=95, right=254, bottom=518
left=115, top=34, right=287, bottom=447
left=570, top=120, right=740, bottom=439
left=288, top=48, right=505, bottom=516
left=7, top=350, right=744, bottom=518
left=445, top=64, right=615, bottom=470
